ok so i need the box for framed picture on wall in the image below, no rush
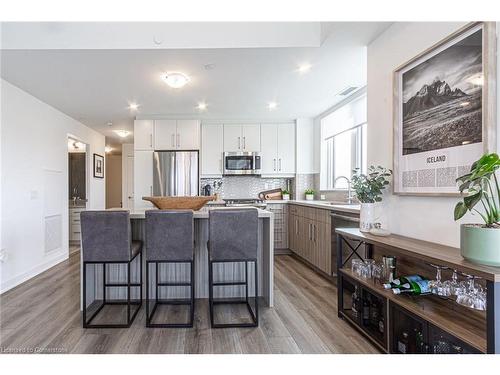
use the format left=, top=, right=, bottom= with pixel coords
left=393, top=22, right=497, bottom=196
left=93, top=153, right=104, bottom=179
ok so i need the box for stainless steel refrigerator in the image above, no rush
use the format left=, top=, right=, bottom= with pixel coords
left=153, top=151, right=199, bottom=196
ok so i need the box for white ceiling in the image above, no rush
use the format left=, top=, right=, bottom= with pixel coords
left=0, top=22, right=391, bottom=146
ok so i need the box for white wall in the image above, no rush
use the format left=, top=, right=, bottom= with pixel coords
left=367, top=22, right=498, bottom=247
left=0, top=79, right=105, bottom=293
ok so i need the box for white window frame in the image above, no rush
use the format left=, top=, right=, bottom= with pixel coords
left=319, top=90, right=367, bottom=191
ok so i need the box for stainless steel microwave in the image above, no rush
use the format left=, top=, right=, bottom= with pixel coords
left=223, top=152, right=261, bottom=175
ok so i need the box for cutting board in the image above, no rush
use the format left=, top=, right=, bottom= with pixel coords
left=258, top=188, right=283, bottom=200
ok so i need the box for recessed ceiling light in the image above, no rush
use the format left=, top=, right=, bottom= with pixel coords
left=197, top=102, right=207, bottom=110
left=162, top=72, right=190, bottom=89
left=268, top=102, right=278, bottom=110
left=107, top=122, right=113, bottom=126
left=298, top=63, right=312, bottom=74
left=114, top=130, right=131, bottom=138
left=204, top=63, right=216, bottom=70
left=128, top=103, right=139, bottom=111
left=105, top=146, right=113, bottom=153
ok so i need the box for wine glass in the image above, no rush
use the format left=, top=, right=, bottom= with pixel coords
left=443, top=269, right=462, bottom=296
left=429, top=264, right=448, bottom=296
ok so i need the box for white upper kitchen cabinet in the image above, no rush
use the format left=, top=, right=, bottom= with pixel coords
left=223, top=124, right=261, bottom=152
left=176, top=119, right=200, bottom=150
left=133, top=150, right=153, bottom=208
left=277, top=123, right=295, bottom=174
left=260, top=124, right=279, bottom=174
left=260, top=123, right=295, bottom=176
left=154, top=119, right=200, bottom=150
left=201, top=123, right=224, bottom=177
left=241, top=124, right=261, bottom=151
left=134, top=120, right=154, bottom=150
left=154, top=119, right=177, bottom=150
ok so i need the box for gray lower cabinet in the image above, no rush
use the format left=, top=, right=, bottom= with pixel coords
left=287, top=204, right=332, bottom=275
left=267, top=203, right=288, bottom=250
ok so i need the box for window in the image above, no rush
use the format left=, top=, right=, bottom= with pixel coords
left=320, top=92, right=367, bottom=190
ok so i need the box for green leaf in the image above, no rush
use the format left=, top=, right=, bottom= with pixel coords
left=454, top=202, right=468, bottom=220
left=464, top=191, right=482, bottom=210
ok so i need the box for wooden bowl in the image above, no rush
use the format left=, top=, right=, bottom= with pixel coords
left=142, top=196, right=215, bottom=210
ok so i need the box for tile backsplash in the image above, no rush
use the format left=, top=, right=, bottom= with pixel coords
left=200, top=176, right=291, bottom=199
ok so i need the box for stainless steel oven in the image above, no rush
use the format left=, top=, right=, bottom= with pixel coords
left=223, top=152, right=261, bottom=175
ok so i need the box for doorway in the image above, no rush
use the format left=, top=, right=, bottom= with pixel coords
left=68, top=137, right=87, bottom=254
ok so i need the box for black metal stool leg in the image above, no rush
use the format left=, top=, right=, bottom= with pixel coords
left=209, top=260, right=214, bottom=327
left=146, top=261, right=150, bottom=326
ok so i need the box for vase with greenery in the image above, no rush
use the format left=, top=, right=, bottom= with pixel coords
left=454, top=152, right=500, bottom=266
left=282, top=189, right=290, bottom=200
left=351, top=166, right=392, bottom=232
left=305, top=188, right=315, bottom=201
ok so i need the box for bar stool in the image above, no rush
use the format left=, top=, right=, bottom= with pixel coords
left=145, top=210, right=195, bottom=328
left=80, top=210, right=142, bottom=328
left=208, top=208, right=259, bottom=328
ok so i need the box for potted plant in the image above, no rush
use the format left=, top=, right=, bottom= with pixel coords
left=282, top=189, right=290, bottom=201
left=351, top=166, right=392, bottom=232
left=305, top=189, right=315, bottom=201
left=454, top=153, right=500, bottom=266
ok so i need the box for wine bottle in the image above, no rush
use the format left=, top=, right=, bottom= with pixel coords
left=383, top=275, right=423, bottom=289
left=398, top=332, right=409, bottom=354
left=392, top=279, right=431, bottom=295
left=362, top=299, right=370, bottom=325
left=352, top=285, right=359, bottom=318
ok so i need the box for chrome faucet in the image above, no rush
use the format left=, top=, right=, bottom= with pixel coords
left=334, top=176, right=354, bottom=204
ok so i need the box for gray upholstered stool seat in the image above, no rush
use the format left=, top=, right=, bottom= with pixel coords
left=145, top=210, right=195, bottom=328
left=80, top=210, right=143, bottom=328
left=208, top=208, right=259, bottom=328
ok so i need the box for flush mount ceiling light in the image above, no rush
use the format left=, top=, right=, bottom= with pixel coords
left=114, top=130, right=131, bottom=138
left=197, top=102, right=207, bottom=110
left=162, top=72, right=190, bottom=89
left=297, top=63, right=312, bottom=74
left=128, top=102, right=139, bottom=111
left=268, top=102, right=278, bottom=110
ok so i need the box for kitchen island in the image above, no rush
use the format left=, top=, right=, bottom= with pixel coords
left=81, top=207, right=274, bottom=310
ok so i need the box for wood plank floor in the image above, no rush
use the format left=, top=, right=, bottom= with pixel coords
left=0, top=252, right=378, bottom=354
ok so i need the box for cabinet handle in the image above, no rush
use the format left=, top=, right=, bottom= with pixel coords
left=295, top=219, right=298, bottom=235
left=273, top=159, right=276, bottom=171
left=279, top=158, right=282, bottom=171
left=177, top=134, right=180, bottom=148
left=171, top=134, right=175, bottom=147
left=150, top=134, right=153, bottom=148
left=238, top=137, right=241, bottom=149
left=308, top=223, right=311, bottom=240
left=243, top=136, right=246, bottom=149
left=313, top=224, right=317, bottom=242
left=150, top=186, right=153, bottom=195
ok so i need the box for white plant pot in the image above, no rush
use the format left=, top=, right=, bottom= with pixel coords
left=360, top=203, right=375, bottom=233
left=305, top=194, right=314, bottom=201
left=282, top=194, right=290, bottom=201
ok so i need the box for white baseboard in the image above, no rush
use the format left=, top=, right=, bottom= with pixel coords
left=0, top=251, right=68, bottom=294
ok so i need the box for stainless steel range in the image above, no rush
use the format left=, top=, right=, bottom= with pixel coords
left=223, top=198, right=267, bottom=209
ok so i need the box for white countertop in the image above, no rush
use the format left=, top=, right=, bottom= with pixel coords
left=125, top=206, right=273, bottom=219
left=265, top=199, right=360, bottom=214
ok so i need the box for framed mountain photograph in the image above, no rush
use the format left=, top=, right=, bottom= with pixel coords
left=393, top=22, right=497, bottom=195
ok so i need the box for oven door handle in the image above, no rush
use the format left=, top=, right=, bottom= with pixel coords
left=331, top=213, right=360, bottom=223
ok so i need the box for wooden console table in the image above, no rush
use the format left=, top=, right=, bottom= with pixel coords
left=335, top=228, right=500, bottom=354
